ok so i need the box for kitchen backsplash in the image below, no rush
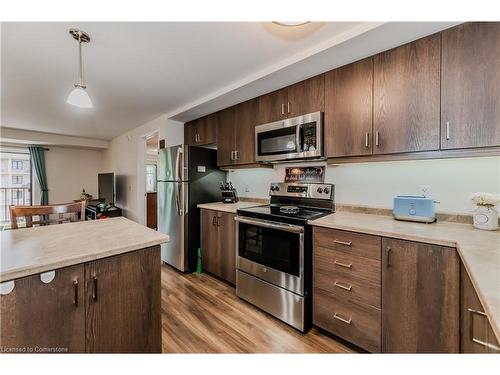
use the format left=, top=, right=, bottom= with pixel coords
left=228, top=156, right=500, bottom=214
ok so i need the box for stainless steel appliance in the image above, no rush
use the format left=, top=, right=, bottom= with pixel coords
left=158, top=145, right=226, bottom=271
left=255, top=112, right=323, bottom=162
left=236, top=182, right=334, bottom=331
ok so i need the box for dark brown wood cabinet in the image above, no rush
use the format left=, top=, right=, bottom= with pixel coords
left=200, top=209, right=236, bottom=284
left=85, top=247, right=161, bottom=353
left=373, top=34, right=441, bottom=154
left=217, top=107, right=236, bottom=166
left=381, top=238, right=460, bottom=353
left=441, top=22, right=500, bottom=150
left=461, top=263, right=500, bottom=353
left=286, top=74, right=325, bottom=117
left=325, top=58, right=373, bottom=157
left=0, top=264, right=85, bottom=353
left=185, top=114, right=217, bottom=146
left=256, top=88, right=288, bottom=125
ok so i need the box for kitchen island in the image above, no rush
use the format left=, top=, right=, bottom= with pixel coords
left=0, top=217, right=169, bottom=353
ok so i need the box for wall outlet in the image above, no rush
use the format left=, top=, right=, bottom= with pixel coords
left=245, top=184, right=250, bottom=193
left=418, top=185, right=431, bottom=197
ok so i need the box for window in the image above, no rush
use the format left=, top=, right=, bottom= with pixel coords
left=12, top=160, right=23, bottom=169
left=12, top=175, right=23, bottom=185
left=145, top=164, right=157, bottom=193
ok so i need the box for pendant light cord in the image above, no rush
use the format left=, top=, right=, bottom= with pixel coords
left=78, top=31, right=85, bottom=88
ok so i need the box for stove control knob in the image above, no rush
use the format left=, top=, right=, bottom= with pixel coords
left=275, top=186, right=280, bottom=192
left=323, top=188, right=330, bottom=195
left=317, top=187, right=323, bottom=194
left=270, top=186, right=275, bottom=192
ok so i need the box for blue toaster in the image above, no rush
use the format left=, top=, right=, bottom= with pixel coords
left=393, top=195, right=437, bottom=223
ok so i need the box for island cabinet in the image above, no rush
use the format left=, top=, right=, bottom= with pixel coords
left=441, top=22, right=500, bottom=150
left=0, top=246, right=161, bottom=353
left=185, top=113, right=217, bottom=146
left=460, top=264, right=500, bottom=353
left=373, top=33, right=441, bottom=154
left=200, top=209, right=236, bottom=284
left=381, top=238, right=460, bottom=353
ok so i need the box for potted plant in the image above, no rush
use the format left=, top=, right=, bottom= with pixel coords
left=470, top=192, right=500, bottom=231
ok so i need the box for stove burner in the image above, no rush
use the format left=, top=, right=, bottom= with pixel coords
left=279, top=205, right=300, bottom=214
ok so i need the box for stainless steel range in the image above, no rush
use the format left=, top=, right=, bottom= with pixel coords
left=235, top=182, right=335, bottom=331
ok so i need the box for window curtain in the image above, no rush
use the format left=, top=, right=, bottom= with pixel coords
left=28, top=146, right=48, bottom=205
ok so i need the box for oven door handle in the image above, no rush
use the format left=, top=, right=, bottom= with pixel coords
left=235, top=216, right=304, bottom=234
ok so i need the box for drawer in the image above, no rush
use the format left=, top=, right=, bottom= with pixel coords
left=313, top=267, right=381, bottom=309
left=314, top=245, right=381, bottom=284
left=313, top=287, right=381, bottom=352
left=314, top=227, right=381, bottom=261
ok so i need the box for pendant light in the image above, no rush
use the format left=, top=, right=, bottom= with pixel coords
left=66, top=28, right=93, bottom=109
left=272, top=22, right=310, bottom=27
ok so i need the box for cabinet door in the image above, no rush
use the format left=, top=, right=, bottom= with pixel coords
left=0, top=265, right=85, bottom=352
left=233, top=98, right=258, bottom=165
left=441, top=22, right=500, bottom=149
left=373, top=34, right=440, bottom=154
left=203, top=113, right=218, bottom=145
left=184, top=120, right=198, bottom=146
left=286, top=74, right=325, bottom=117
left=218, top=212, right=236, bottom=285
left=381, top=238, right=459, bottom=353
left=461, top=264, right=500, bottom=353
left=217, top=107, right=235, bottom=166
left=85, top=247, right=161, bottom=353
left=200, top=209, right=220, bottom=276
left=256, top=88, right=287, bottom=125
left=325, top=58, right=373, bottom=157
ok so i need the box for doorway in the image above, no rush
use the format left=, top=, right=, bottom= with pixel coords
left=145, top=132, right=159, bottom=230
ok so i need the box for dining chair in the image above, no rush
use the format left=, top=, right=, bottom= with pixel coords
left=9, top=201, right=86, bottom=229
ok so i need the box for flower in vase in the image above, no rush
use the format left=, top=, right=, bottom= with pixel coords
left=469, top=192, right=500, bottom=207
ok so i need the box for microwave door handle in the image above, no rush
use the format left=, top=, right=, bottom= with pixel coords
left=295, top=124, right=302, bottom=152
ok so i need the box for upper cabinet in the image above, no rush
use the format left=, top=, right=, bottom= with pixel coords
left=256, top=88, right=288, bottom=125
left=441, top=22, right=500, bottom=149
left=325, top=58, right=373, bottom=157
left=184, top=113, right=217, bottom=146
left=373, top=34, right=441, bottom=154
left=217, top=106, right=236, bottom=166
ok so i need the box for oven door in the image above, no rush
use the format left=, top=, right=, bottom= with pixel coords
left=235, top=216, right=305, bottom=295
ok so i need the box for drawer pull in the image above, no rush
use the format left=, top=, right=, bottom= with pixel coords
left=333, top=239, right=352, bottom=246
left=334, top=260, right=352, bottom=269
left=468, top=308, right=500, bottom=352
left=333, top=313, right=352, bottom=325
left=92, top=276, right=98, bottom=301
left=334, top=281, right=352, bottom=291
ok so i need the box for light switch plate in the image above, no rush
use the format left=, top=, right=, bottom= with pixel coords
left=197, top=166, right=206, bottom=173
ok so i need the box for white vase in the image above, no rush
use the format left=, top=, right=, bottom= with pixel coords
left=473, top=206, right=498, bottom=231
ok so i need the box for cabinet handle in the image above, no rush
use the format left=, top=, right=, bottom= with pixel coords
left=375, top=131, right=380, bottom=147
left=230, top=151, right=234, bottom=161
left=212, top=215, right=217, bottom=226
left=446, top=121, right=450, bottom=140
left=73, top=280, right=78, bottom=306
left=468, top=308, right=500, bottom=352
left=365, top=132, right=370, bottom=148
left=334, top=260, right=352, bottom=269
left=281, top=103, right=285, bottom=116
left=287, top=101, right=291, bottom=114
left=92, top=275, right=98, bottom=301
left=216, top=216, right=221, bottom=226
left=333, top=313, right=352, bottom=325
left=235, top=150, right=239, bottom=160
left=386, top=247, right=392, bottom=267
left=333, top=239, right=352, bottom=246
left=334, top=281, right=352, bottom=291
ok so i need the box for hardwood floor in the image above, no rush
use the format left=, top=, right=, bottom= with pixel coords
left=161, top=264, right=355, bottom=353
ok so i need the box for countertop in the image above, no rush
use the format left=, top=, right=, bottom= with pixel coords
left=0, top=217, right=169, bottom=282
left=197, top=201, right=266, bottom=214
left=309, top=211, right=500, bottom=341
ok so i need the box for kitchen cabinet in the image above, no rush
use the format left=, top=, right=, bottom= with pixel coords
left=373, top=34, right=441, bottom=154
left=85, top=247, right=161, bottom=353
left=217, top=107, right=235, bottom=166
left=185, top=114, right=217, bottom=146
left=381, top=238, right=459, bottom=353
left=256, top=88, right=288, bottom=125
left=441, top=22, right=500, bottom=150
left=286, top=74, right=325, bottom=117
left=461, top=263, right=500, bottom=353
left=325, top=58, right=373, bottom=157
left=200, top=209, right=236, bottom=284
left=0, top=264, right=85, bottom=352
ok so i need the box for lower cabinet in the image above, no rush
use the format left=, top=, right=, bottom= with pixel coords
left=0, top=246, right=161, bottom=353
left=461, top=264, right=500, bottom=353
left=200, top=209, right=236, bottom=284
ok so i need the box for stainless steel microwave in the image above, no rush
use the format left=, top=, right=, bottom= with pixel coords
left=255, top=111, right=323, bottom=162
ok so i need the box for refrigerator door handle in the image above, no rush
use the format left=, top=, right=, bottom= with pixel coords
left=184, top=184, right=189, bottom=215
left=175, top=146, right=182, bottom=182
left=175, top=182, right=181, bottom=216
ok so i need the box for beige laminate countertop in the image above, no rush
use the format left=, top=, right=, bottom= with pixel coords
left=0, top=217, right=169, bottom=282
left=309, top=211, right=500, bottom=341
left=197, top=201, right=266, bottom=214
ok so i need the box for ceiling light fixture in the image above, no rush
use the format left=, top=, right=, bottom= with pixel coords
left=66, top=28, right=93, bottom=109
left=272, top=21, right=310, bottom=27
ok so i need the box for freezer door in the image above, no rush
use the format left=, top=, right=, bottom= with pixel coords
left=158, top=180, right=187, bottom=271
left=158, top=145, right=187, bottom=182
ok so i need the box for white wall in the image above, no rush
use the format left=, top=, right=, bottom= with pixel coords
left=228, top=157, right=500, bottom=214
left=100, top=115, right=184, bottom=223
left=32, top=146, right=103, bottom=205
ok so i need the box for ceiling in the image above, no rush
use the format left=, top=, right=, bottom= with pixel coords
left=1, top=22, right=458, bottom=140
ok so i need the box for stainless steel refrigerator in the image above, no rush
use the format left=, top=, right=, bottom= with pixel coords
left=157, top=145, right=226, bottom=272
